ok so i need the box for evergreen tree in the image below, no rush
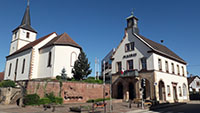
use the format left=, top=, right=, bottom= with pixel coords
left=72, top=50, right=92, bottom=80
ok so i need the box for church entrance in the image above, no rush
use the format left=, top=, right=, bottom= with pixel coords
left=117, top=82, right=123, bottom=99
left=129, top=83, right=135, bottom=100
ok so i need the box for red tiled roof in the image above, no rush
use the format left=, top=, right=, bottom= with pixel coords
left=7, top=32, right=57, bottom=58
left=40, top=32, right=81, bottom=49
left=0, top=72, right=4, bottom=81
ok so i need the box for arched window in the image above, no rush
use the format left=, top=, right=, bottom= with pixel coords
left=183, top=84, right=187, bottom=96
left=22, top=59, right=25, bottom=74
left=15, top=59, right=18, bottom=74
left=71, top=52, right=77, bottom=66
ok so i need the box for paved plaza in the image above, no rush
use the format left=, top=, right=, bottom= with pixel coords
left=0, top=101, right=200, bottom=113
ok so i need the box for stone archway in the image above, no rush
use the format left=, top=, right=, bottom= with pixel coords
left=117, top=82, right=123, bottom=99
left=158, top=80, right=166, bottom=101
left=129, top=83, right=135, bottom=100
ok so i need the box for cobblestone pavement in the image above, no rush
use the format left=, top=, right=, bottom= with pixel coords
left=0, top=101, right=144, bottom=113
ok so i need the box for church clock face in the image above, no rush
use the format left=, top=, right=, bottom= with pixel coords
left=128, top=19, right=133, bottom=27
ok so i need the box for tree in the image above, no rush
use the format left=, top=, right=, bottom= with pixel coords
left=61, top=68, right=67, bottom=80
left=72, top=50, right=92, bottom=80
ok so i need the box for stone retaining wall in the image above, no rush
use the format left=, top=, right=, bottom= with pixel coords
left=27, top=81, right=110, bottom=103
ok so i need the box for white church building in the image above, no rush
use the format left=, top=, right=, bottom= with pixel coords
left=4, top=4, right=81, bottom=81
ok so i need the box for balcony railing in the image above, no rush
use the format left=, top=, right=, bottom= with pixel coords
left=120, top=70, right=139, bottom=77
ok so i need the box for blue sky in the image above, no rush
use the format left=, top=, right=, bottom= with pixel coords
left=0, top=0, right=200, bottom=76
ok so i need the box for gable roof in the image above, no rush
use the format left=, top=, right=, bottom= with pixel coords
left=0, top=72, right=4, bottom=81
left=135, top=34, right=186, bottom=64
left=111, top=29, right=186, bottom=64
left=40, top=32, right=81, bottom=49
left=7, top=32, right=57, bottom=58
left=187, top=76, right=200, bottom=85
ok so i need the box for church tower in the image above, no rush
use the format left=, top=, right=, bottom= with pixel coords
left=9, top=1, right=37, bottom=55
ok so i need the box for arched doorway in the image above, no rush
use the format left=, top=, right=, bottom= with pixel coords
left=117, top=82, right=123, bottom=99
left=143, top=79, right=151, bottom=100
left=129, top=83, right=135, bottom=100
left=158, top=80, right=166, bottom=101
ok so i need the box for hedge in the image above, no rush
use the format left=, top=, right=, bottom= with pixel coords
left=0, top=80, right=16, bottom=88
left=24, top=94, right=40, bottom=105
left=24, top=93, right=63, bottom=106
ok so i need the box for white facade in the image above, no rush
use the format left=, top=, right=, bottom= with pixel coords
left=188, top=76, right=200, bottom=92
left=4, top=32, right=81, bottom=81
left=103, top=14, right=189, bottom=103
left=10, top=28, right=37, bottom=55
left=38, top=45, right=80, bottom=78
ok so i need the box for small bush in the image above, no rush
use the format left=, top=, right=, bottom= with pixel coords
left=24, top=94, right=40, bottom=105
left=55, top=97, right=63, bottom=104
left=45, top=92, right=56, bottom=103
left=0, top=80, right=16, bottom=88
left=39, top=97, right=51, bottom=105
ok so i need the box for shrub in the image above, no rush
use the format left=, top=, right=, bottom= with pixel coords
left=55, top=97, right=63, bottom=104
left=39, top=97, right=51, bottom=105
left=45, top=92, right=56, bottom=103
left=0, top=80, right=16, bottom=88
left=24, top=94, right=40, bottom=105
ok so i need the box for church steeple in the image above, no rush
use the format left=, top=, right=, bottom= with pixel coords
left=13, top=0, right=37, bottom=33
left=9, top=0, right=37, bottom=55
left=21, top=3, right=31, bottom=26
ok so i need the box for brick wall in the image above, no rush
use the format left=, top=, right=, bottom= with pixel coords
left=27, top=81, right=110, bottom=103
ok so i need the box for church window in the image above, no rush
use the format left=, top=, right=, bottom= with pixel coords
left=15, top=59, right=18, bottom=74
left=8, top=63, right=12, bottom=76
left=127, top=60, right=133, bottom=70
left=71, top=52, right=77, bottom=67
left=22, top=59, right=25, bottom=74
left=158, top=59, right=162, bottom=71
left=47, top=52, right=52, bottom=67
left=26, top=32, right=30, bottom=38
left=14, top=32, right=17, bottom=39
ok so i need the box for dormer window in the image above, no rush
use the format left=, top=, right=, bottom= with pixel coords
left=125, top=42, right=134, bottom=52
left=26, top=32, right=30, bottom=38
